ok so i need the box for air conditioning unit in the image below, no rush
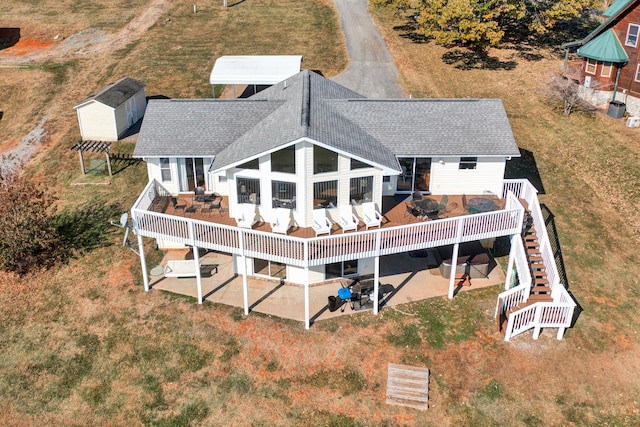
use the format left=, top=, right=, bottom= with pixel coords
left=626, top=116, right=640, bottom=128
left=584, top=76, right=591, bottom=88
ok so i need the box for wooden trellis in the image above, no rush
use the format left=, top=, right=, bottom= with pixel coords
left=72, top=140, right=112, bottom=176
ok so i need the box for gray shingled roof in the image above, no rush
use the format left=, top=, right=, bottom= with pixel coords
left=133, top=70, right=519, bottom=168
left=75, top=77, right=145, bottom=109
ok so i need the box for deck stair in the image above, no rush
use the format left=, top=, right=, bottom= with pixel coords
left=498, top=203, right=556, bottom=335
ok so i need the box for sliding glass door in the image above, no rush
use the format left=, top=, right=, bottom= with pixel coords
left=179, top=158, right=206, bottom=192
left=397, top=157, right=431, bottom=193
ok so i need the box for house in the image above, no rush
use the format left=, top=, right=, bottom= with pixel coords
left=562, top=0, right=640, bottom=114
left=74, top=77, right=146, bottom=141
left=130, top=70, right=575, bottom=339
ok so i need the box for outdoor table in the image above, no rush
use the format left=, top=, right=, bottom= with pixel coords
left=415, top=198, right=440, bottom=219
left=468, top=198, right=498, bottom=213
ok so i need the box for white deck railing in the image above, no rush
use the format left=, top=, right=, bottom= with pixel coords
left=498, top=180, right=576, bottom=341
left=131, top=180, right=524, bottom=268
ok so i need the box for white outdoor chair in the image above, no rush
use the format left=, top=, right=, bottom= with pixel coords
left=312, top=208, right=332, bottom=236
left=338, top=205, right=358, bottom=232
left=362, top=202, right=382, bottom=229
left=270, top=208, right=293, bottom=235
left=235, top=203, right=258, bottom=229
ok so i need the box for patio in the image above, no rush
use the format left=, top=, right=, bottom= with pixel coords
left=149, top=248, right=506, bottom=325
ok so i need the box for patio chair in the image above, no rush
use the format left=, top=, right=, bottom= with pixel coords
left=170, top=197, right=186, bottom=215
left=235, top=203, right=258, bottom=229
left=194, top=186, right=206, bottom=203
left=270, top=208, right=293, bottom=235
left=462, top=194, right=470, bottom=211
left=338, top=205, right=358, bottom=232
left=437, top=194, right=449, bottom=210
left=438, top=202, right=458, bottom=219
left=362, top=202, right=382, bottom=229
left=312, top=208, right=332, bottom=236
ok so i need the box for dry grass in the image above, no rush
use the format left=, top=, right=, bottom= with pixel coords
left=1, top=1, right=640, bottom=425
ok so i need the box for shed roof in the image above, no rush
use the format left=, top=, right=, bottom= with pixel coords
left=209, top=55, right=303, bottom=85
left=74, top=77, right=145, bottom=110
left=577, top=29, right=629, bottom=62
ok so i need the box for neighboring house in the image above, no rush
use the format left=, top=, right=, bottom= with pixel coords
left=562, top=0, right=640, bottom=114
left=74, top=77, right=147, bottom=141
left=130, top=70, right=575, bottom=339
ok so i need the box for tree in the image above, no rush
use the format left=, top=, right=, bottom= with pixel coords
left=544, top=70, right=598, bottom=116
left=374, top=0, right=595, bottom=51
left=0, top=164, right=63, bottom=275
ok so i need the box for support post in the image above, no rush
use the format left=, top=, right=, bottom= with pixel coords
left=105, top=148, right=112, bottom=177
left=193, top=246, right=203, bottom=304
left=504, top=234, right=518, bottom=291
left=78, top=146, right=86, bottom=174
left=138, top=233, right=149, bottom=292
left=372, top=232, right=381, bottom=315
left=448, top=242, right=460, bottom=299
left=239, top=231, right=249, bottom=315
left=304, top=267, right=310, bottom=330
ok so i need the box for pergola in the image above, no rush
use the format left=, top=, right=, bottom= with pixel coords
left=209, top=55, right=303, bottom=97
left=72, top=140, right=112, bottom=176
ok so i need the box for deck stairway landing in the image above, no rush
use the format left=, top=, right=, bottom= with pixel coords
left=498, top=204, right=554, bottom=335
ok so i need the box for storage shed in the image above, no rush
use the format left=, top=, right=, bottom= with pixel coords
left=74, top=77, right=147, bottom=141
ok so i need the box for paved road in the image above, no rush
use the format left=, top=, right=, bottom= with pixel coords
left=330, top=0, right=406, bottom=98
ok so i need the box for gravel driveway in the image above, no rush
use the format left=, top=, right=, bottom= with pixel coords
left=330, top=0, right=406, bottom=98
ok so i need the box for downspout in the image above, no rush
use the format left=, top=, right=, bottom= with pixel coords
left=611, top=65, right=622, bottom=102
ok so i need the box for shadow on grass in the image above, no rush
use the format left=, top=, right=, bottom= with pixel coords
left=54, top=202, right=123, bottom=258
left=442, top=49, right=517, bottom=71
left=505, top=147, right=546, bottom=194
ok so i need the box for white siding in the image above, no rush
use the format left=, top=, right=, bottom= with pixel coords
left=76, top=101, right=118, bottom=141
left=430, top=157, right=506, bottom=195
left=146, top=158, right=181, bottom=194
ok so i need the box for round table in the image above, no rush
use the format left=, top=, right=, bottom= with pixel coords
left=468, top=198, right=497, bottom=213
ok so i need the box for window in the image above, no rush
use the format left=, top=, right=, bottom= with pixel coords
left=601, top=62, right=612, bottom=78
left=237, top=158, right=259, bottom=169
left=383, top=176, right=390, bottom=183
left=314, top=145, right=338, bottom=174
left=272, top=181, right=296, bottom=209
left=635, top=64, right=640, bottom=82
left=271, top=146, right=295, bottom=174
left=584, top=58, right=597, bottom=75
left=237, top=178, right=260, bottom=205
left=459, top=157, right=477, bottom=170
left=254, top=258, right=286, bottom=279
left=350, top=158, right=369, bottom=170
left=160, top=158, right=171, bottom=182
left=314, top=180, right=337, bottom=209
left=325, top=260, right=358, bottom=279
left=626, top=24, right=639, bottom=47
left=350, top=176, right=373, bottom=205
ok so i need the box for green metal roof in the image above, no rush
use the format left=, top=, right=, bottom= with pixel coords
left=603, top=0, right=633, bottom=17
left=577, top=29, right=629, bottom=62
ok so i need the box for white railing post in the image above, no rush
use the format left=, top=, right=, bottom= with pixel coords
left=504, top=234, right=519, bottom=291
left=532, top=306, right=543, bottom=339
left=239, top=230, right=249, bottom=315
left=448, top=219, right=464, bottom=299
left=304, top=266, right=310, bottom=330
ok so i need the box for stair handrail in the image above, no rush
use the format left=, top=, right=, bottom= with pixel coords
left=505, top=300, right=575, bottom=341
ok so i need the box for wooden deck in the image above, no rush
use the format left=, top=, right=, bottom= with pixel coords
left=159, top=194, right=504, bottom=238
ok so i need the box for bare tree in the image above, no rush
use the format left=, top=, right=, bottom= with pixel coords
left=544, top=69, right=599, bottom=116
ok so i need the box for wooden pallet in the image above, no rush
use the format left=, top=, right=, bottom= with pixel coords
left=386, top=363, right=429, bottom=410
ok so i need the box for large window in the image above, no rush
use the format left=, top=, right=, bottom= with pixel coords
left=160, top=158, right=171, bottom=182
left=350, top=176, right=373, bottom=205
left=314, top=145, right=338, bottom=174
left=635, top=64, right=640, bottom=82
left=237, top=158, right=259, bottom=169
left=626, top=24, right=639, bottom=47
left=585, top=58, right=597, bottom=75
left=325, top=260, right=358, bottom=279
left=271, top=146, right=295, bottom=174
left=272, top=181, right=296, bottom=209
left=237, top=178, right=260, bottom=204
left=601, top=62, right=612, bottom=78
left=350, top=158, right=369, bottom=170
left=314, top=180, right=337, bottom=209
left=459, top=157, right=477, bottom=170
left=254, top=258, right=286, bottom=279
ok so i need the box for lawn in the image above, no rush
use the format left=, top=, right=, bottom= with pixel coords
left=1, top=0, right=639, bottom=425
